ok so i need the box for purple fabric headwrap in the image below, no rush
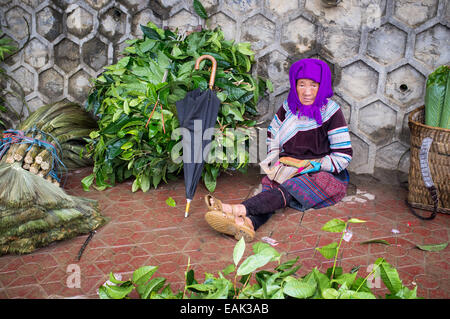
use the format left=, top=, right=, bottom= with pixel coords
left=287, top=58, right=333, bottom=125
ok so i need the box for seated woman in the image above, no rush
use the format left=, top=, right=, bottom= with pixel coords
left=204, top=58, right=353, bottom=241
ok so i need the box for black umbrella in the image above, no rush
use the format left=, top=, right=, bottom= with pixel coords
left=176, top=55, right=221, bottom=217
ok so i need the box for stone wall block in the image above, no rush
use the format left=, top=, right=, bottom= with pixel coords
left=54, top=38, right=80, bottom=73
left=393, top=0, right=439, bottom=28
left=81, top=37, right=108, bottom=71
left=348, top=132, right=370, bottom=174
left=339, top=61, right=379, bottom=101
left=414, top=24, right=450, bottom=70
left=385, top=64, right=425, bottom=108
left=281, top=16, right=317, bottom=56
left=66, top=6, right=94, bottom=38
left=38, top=68, right=64, bottom=101
left=23, top=38, right=50, bottom=70
left=4, top=6, right=32, bottom=40
left=359, top=100, right=397, bottom=145
left=242, top=14, right=276, bottom=52
left=99, top=6, right=128, bottom=42
left=37, top=6, right=63, bottom=42
left=68, top=69, right=91, bottom=102
left=366, top=23, right=407, bottom=66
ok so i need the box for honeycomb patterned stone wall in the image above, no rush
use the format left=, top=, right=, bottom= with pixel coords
left=0, top=0, right=449, bottom=174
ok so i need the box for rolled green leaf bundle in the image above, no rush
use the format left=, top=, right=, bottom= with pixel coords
left=425, top=65, right=449, bottom=128
left=438, top=66, right=450, bottom=129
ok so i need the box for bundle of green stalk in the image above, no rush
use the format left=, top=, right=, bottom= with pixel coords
left=0, top=101, right=97, bottom=181
left=0, top=162, right=108, bottom=255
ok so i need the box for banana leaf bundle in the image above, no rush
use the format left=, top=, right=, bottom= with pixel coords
left=0, top=162, right=108, bottom=255
left=425, top=65, right=450, bottom=129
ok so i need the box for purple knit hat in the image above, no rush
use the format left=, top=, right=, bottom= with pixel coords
left=287, top=58, right=333, bottom=125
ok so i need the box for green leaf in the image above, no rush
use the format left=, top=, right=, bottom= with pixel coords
left=222, top=264, right=235, bottom=276
left=98, top=285, right=112, bottom=299
left=188, top=283, right=214, bottom=292
left=152, top=173, right=162, bottom=188
left=109, top=272, right=126, bottom=285
left=203, top=169, right=216, bottom=192
left=275, top=256, right=300, bottom=272
left=332, top=272, right=357, bottom=287
left=237, top=254, right=273, bottom=276
left=236, top=42, right=254, bottom=56
left=165, top=196, right=176, bottom=207
left=311, top=268, right=331, bottom=294
left=193, top=0, right=208, bottom=19
left=132, top=266, right=158, bottom=286
left=120, top=140, right=134, bottom=150
left=138, top=277, right=166, bottom=299
left=266, top=79, right=274, bottom=93
left=322, top=288, right=339, bottom=299
left=341, top=290, right=377, bottom=299
left=316, top=242, right=338, bottom=259
left=283, top=279, right=316, bottom=299
left=117, top=56, right=130, bottom=68
left=141, top=174, right=150, bottom=192
left=252, top=242, right=280, bottom=262
left=379, top=261, right=403, bottom=295
left=81, top=174, right=94, bottom=191
left=416, top=242, right=448, bottom=252
left=140, top=25, right=161, bottom=40
left=103, top=283, right=134, bottom=299
left=388, top=286, right=419, bottom=299
left=233, top=237, right=246, bottom=266
left=321, top=218, right=346, bottom=233
left=206, top=279, right=231, bottom=299
left=89, top=130, right=100, bottom=139
left=132, top=177, right=140, bottom=192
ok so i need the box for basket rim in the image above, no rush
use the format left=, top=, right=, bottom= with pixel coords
left=409, top=105, right=450, bottom=133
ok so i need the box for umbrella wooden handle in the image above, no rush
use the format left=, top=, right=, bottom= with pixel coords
left=195, top=54, right=217, bottom=90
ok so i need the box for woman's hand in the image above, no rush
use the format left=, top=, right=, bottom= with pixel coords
left=300, top=160, right=321, bottom=174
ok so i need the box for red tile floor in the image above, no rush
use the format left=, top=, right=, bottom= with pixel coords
left=0, top=166, right=449, bottom=299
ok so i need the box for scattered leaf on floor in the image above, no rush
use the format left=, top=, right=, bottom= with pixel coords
left=166, top=197, right=176, bottom=207
left=360, top=239, right=391, bottom=245
left=416, top=242, right=448, bottom=252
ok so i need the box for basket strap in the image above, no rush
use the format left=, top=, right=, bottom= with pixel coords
left=407, top=137, right=438, bottom=220
left=406, top=186, right=438, bottom=220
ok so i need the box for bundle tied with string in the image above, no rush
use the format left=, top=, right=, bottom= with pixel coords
left=0, top=102, right=108, bottom=255
left=0, top=129, right=66, bottom=186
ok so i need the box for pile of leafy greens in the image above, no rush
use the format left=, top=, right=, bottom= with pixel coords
left=83, top=22, right=271, bottom=193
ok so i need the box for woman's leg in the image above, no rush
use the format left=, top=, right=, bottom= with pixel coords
left=241, top=185, right=293, bottom=230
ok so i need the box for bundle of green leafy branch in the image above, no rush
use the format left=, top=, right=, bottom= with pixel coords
left=83, top=22, right=272, bottom=193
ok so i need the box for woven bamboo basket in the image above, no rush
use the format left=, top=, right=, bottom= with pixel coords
left=408, top=105, right=450, bottom=214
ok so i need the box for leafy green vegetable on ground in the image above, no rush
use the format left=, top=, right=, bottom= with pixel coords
left=99, top=217, right=420, bottom=299
left=83, top=22, right=271, bottom=192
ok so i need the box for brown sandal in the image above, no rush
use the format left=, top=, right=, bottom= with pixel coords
left=205, top=210, right=255, bottom=242
left=205, top=194, right=246, bottom=218
left=205, top=194, right=223, bottom=211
